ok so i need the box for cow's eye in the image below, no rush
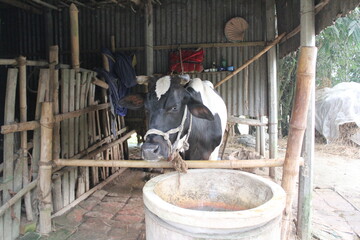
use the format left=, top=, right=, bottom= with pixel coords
left=169, top=106, right=178, bottom=112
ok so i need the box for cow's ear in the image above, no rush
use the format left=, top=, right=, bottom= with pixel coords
left=119, top=94, right=145, bottom=110
left=187, top=99, right=214, bottom=121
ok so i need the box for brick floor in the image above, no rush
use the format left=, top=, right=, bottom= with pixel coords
left=38, top=169, right=149, bottom=240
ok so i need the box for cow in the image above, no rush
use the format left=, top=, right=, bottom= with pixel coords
left=119, top=75, right=227, bottom=161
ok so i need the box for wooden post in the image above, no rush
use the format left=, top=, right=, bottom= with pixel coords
left=2, top=68, right=18, bottom=240
left=144, top=0, right=154, bottom=75
left=39, top=102, right=54, bottom=235
left=281, top=47, right=317, bottom=240
left=297, top=0, right=316, bottom=239
left=266, top=0, right=278, bottom=178
left=18, top=56, right=34, bottom=223
left=70, top=3, right=80, bottom=70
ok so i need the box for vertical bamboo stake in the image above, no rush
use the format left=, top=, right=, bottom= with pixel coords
left=3, top=68, right=18, bottom=240
left=60, top=69, right=70, bottom=206
left=50, top=46, right=63, bottom=210
left=68, top=70, right=76, bottom=203
left=39, top=102, right=54, bottom=235
left=52, top=178, right=63, bottom=211
left=18, top=56, right=33, bottom=222
left=76, top=72, right=87, bottom=197
left=32, top=70, right=48, bottom=179
left=70, top=3, right=80, bottom=70
left=50, top=46, right=60, bottom=163
left=266, top=0, right=278, bottom=178
left=281, top=46, right=317, bottom=240
left=297, top=0, right=316, bottom=239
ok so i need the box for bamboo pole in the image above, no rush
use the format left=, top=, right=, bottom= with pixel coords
left=70, top=3, right=80, bottom=70
left=55, top=158, right=304, bottom=169
left=214, top=33, right=286, bottom=89
left=281, top=47, right=317, bottom=240
left=3, top=68, right=18, bottom=240
left=297, top=0, right=316, bottom=239
left=0, top=103, right=110, bottom=134
left=266, top=0, right=278, bottom=178
left=68, top=70, right=76, bottom=203
left=32, top=69, right=48, bottom=179
left=39, top=102, right=54, bottom=235
left=17, top=56, right=33, bottom=222
left=60, top=69, right=70, bottom=207
left=0, top=180, right=38, bottom=217
left=92, top=76, right=109, bottom=89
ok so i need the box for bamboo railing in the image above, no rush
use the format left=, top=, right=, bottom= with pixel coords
left=0, top=50, right=133, bottom=237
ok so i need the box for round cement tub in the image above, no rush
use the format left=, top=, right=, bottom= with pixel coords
left=143, top=169, right=286, bottom=240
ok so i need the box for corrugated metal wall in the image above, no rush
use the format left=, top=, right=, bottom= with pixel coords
left=51, top=0, right=268, bottom=117
left=152, top=0, right=268, bottom=117
left=0, top=0, right=269, bottom=117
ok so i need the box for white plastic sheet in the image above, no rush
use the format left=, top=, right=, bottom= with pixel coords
left=315, top=82, right=360, bottom=143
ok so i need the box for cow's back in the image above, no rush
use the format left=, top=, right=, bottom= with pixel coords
left=186, top=78, right=227, bottom=160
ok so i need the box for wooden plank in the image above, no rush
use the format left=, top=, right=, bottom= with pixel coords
left=3, top=68, right=18, bottom=240
left=31, top=69, right=48, bottom=179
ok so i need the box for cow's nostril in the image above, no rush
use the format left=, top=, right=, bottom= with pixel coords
left=153, top=145, right=159, bottom=154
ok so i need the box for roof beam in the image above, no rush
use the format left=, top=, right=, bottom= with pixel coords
left=27, top=0, right=60, bottom=11
left=0, top=0, right=42, bottom=14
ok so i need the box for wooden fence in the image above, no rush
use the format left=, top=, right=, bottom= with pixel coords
left=0, top=47, right=131, bottom=239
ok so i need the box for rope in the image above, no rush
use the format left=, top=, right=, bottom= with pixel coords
left=168, top=151, right=188, bottom=173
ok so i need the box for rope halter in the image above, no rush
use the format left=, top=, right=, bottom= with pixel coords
left=144, top=105, right=192, bottom=160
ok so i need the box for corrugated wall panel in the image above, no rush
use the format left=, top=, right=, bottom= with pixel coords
left=152, top=0, right=268, bottom=117
left=0, top=1, right=268, bottom=117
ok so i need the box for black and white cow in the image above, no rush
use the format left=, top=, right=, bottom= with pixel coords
left=120, top=75, right=227, bottom=161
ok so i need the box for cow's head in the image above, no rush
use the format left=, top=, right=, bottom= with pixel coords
left=119, top=75, right=214, bottom=161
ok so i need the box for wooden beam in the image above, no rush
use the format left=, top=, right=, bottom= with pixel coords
left=54, top=158, right=304, bottom=169
left=214, top=33, right=286, bottom=88
left=227, top=116, right=267, bottom=126
left=0, top=0, right=42, bottom=14
left=28, top=0, right=60, bottom=11
left=1, top=103, right=110, bottom=134
left=92, top=77, right=109, bottom=89
left=0, top=180, right=38, bottom=217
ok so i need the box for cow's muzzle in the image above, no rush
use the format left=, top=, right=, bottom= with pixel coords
left=141, top=135, right=169, bottom=161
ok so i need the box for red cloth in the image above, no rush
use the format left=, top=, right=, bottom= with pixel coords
left=169, top=49, right=204, bottom=73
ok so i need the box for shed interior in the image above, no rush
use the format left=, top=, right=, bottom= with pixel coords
left=0, top=0, right=359, bottom=239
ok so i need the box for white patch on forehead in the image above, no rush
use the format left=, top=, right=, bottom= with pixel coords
left=155, top=76, right=171, bottom=100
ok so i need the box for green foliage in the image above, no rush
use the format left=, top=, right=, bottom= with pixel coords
left=316, top=7, right=360, bottom=87
left=278, top=7, right=360, bottom=136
